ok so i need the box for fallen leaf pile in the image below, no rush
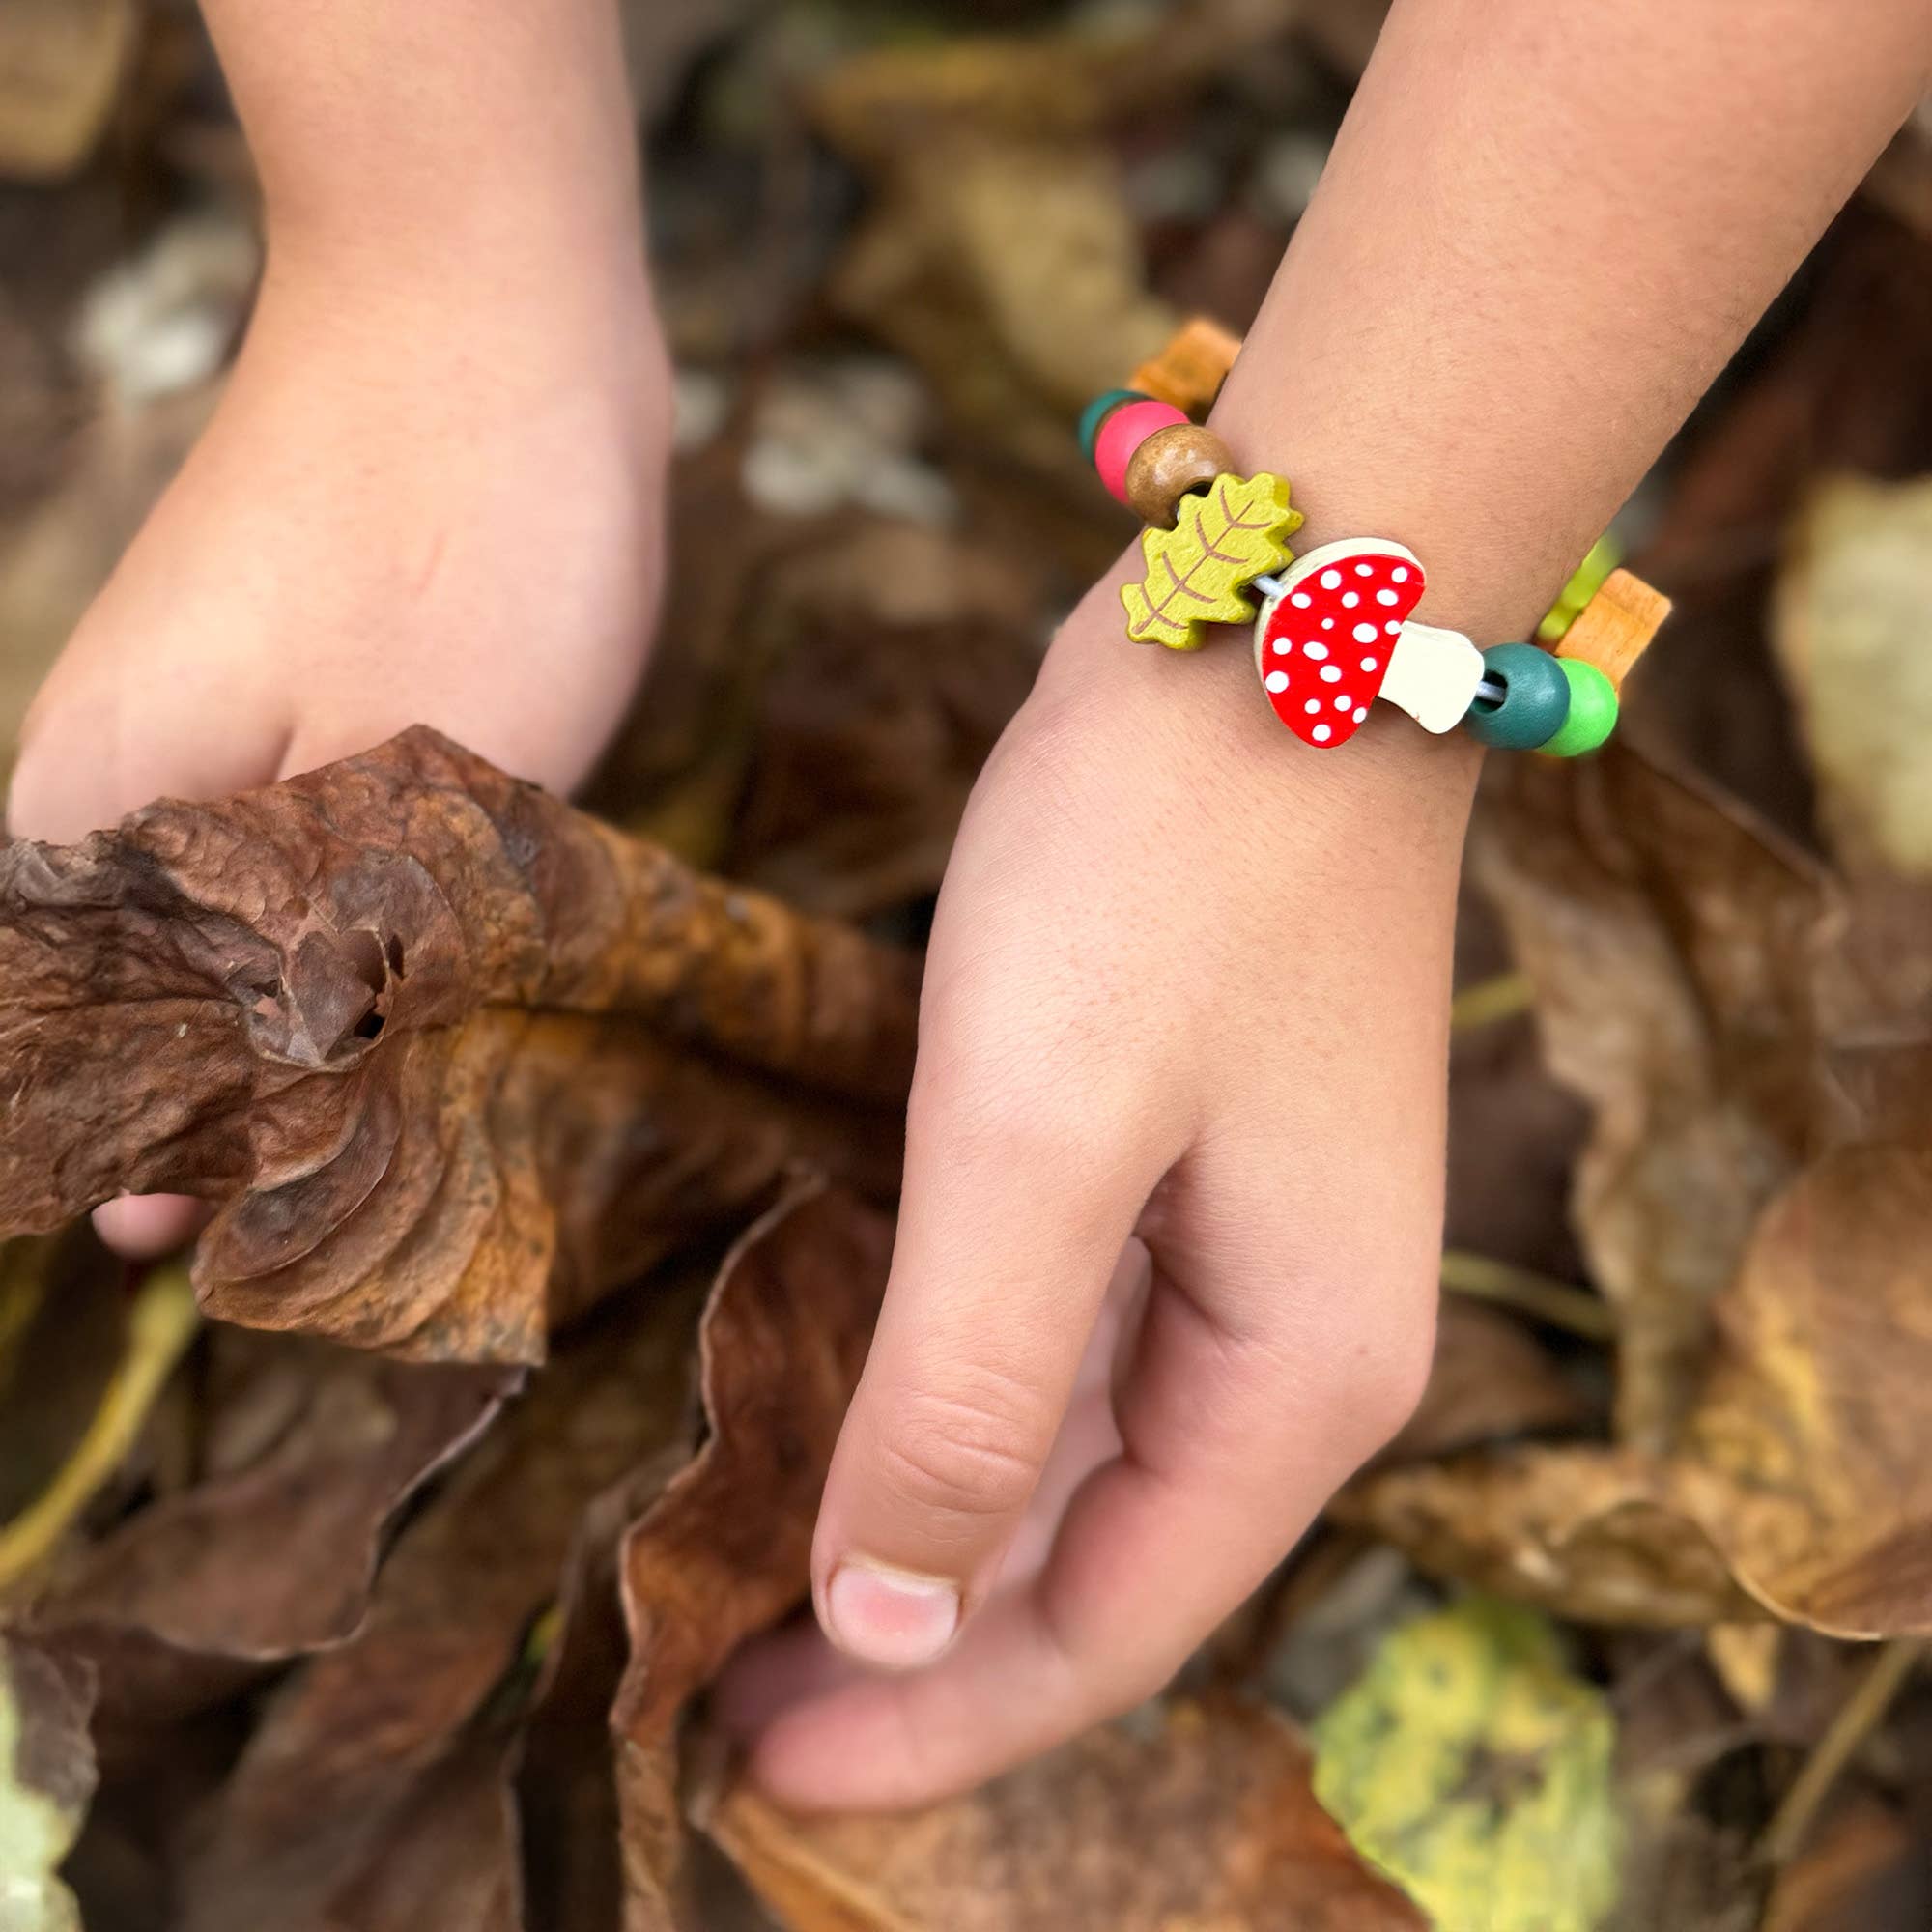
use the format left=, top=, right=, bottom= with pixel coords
left=3, top=4, right=1932, bottom=1928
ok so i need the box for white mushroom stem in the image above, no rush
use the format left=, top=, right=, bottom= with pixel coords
left=1379, top=620, right=1487, bottom=733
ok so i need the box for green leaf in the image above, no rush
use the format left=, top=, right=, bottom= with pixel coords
left=1312, top=1596, right=1622, bottom=1932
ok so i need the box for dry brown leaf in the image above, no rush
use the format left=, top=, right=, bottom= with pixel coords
left=1471, top=744, right=1834, bottom=1449
left=1762, top=1789, right=1932, bottom=1932
left=810, top=0, right=1294, bottom=163
left=613, top=1179, right=893, bottom=1931
left=176, top=1269, right=706, bottom=1932
left=0, top=0, right=135, bottom=180
left=708, top=1695, right=1425, bottom=1932
left=0, top=727, right=917, bottom=1362
left=1775, top=473, right=1932, bottom=878
left=33, top=1337, right=514, bottom=1735
left=1336, top=1445, right=1754, bottom=1628
left=1348, top=1140, right=1932, bottom=1637
left=514, top=1450, right=695, bottom=1932
left=1682, top=1141, right=1932, bottom=1634
left=1380, top=1297, right=1592, bottom=1467
left=727, top=523, right=1043, bottom=919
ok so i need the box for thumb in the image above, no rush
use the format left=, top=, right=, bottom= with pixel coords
left=810, top=995, right=1168, bottom=1671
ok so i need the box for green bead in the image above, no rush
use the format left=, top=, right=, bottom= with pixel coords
left=1463, top=642, right=1572, bottom=750
left=1539, top=657, right=1619, bottom=755
left=1077, top=388, right=1148, bottom=460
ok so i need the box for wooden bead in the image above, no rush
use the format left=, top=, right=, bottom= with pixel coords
left=1094, top=398, right=1188, bottom=504
left=1130, top=316, right=1243, bottom=413
left=1555, top=569, right=1672, bottom=689
left=1123, top=423, right=1235, bottom=526
left=1077, top=388, right=1147, bottom=461
left=1539, top=658, right=1619, bottom=755
left=1122, top=471, right=1302, bottom=650
left=1463, top=642, right=1571, bottom=750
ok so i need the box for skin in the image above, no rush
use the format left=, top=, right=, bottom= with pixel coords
left=12, top=0, right=1930, bottom=1809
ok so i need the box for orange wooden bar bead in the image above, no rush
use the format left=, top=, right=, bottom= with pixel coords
left=1553, top=569, right=1672, bottom=690
left=1129, top=316, right=1243, bottom=415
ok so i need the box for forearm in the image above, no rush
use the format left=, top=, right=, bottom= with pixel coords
left=1218, top=0, right=1931, bottom=645
left=202, top=0, right=646, bottom=322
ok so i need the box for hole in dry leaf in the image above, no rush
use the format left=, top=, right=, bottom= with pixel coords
left=338, top=928, right=386, bottom=994
left=385, top=934, right=406, bottom=979
left=338, top=928, right=389, bottom=1043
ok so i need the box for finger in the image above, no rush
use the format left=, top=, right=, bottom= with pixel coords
left=92, top=1195, right=207, bottom=1260
left=719, top=1246, right=1144, bottom=1739
left=756, top=1214, right=1435, bottom=1807
left=809, top=1008, right=1174, bottom=1673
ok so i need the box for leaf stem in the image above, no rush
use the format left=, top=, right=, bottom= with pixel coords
left=0, top=1264, right=201, bottom=1595
left=1761, top=1638, right=1922, bottom=1867
left=1450, top=971, right=1535, bottom=1032
left=1439, top=1251, right=1616, bottom=1342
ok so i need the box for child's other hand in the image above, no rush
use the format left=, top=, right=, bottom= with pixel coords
left=8, top=252, right=671, bottom=1256
left=726, top=579, right=1474, bottom=1807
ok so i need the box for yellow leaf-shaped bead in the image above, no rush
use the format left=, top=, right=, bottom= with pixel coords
left=1120, top=471, right=1303, bottom=650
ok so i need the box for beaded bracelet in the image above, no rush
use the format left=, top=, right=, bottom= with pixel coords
left=1080, top=325, right=1671, bottom=755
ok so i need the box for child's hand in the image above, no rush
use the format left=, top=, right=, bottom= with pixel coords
left=728, top=579, right=1476, bottom=1808
left=8, top=254, right=671, bottom=1255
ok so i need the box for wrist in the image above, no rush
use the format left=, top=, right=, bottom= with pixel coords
left=1041, top=565, right=1481, bottom=850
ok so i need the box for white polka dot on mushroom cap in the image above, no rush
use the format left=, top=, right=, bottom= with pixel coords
left=1291, top=592, right=1311, bottom=608
left=1352, top=622, right=1378, bottom=643
left=1377, top=588, right=1399, bottom=606
left=1353, top=706, right=1368, bottom=723
left=1322, top=617, right=1335, bottom=629
left=1303, top=639, right=1328, bottom=659
left=1320, top=665, right=1343, bottom=683
left=1385, top=620, right=1401, bottom=634
left=1392, top=566, right=1409, bottom=582
left=1265, top=670, right=1289, bottom=692
left=1304, top=698, right=1321, bottom=715
left=1320, top=569, right=1342, bottom=588
left=1341, top=591, right=1360, bottom=608
left=1333, top=694, right=1351, bottom=710
left=1272, top=637, right=1291, bottom=654
left=1313, top=723, right=1332, bottom=742
left=1354, top=562, right=1374, bottom=577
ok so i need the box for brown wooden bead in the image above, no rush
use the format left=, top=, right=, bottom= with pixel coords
left=1123, top=423, right=1236, bottom=527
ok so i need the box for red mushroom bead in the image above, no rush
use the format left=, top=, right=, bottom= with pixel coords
left=1252, top=540, right=1427, bottom=748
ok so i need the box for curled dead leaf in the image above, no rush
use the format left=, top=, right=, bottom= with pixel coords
left=33, top=1336, right=515, bottom=1733
left=1346, top=1141, right=1932, bottom=1639
left=613, top=1179, right=894, bottom=1929
left=708, top=1696, right=1426, bottom=1932
left=0, top=728, right=918, bottom=1362
left=1471, top=744, right=1834, bottom=1450
left=176, top=1267, right=706, bottom=1932
left=1336, top=1445, right=1755, bottom=1629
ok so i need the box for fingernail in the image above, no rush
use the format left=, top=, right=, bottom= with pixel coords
left=823, top=1557, right=960, bottom=1670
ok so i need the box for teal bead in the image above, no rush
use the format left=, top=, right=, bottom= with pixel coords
left=1463, top=642, right=1572, bottom=750
left=1539, top=658, right=1619, bottom=755
left=1077, top=388, right=1148, bottom=461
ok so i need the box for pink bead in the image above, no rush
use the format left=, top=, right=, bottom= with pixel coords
left=1094, top=399, right=1189, bottom=505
